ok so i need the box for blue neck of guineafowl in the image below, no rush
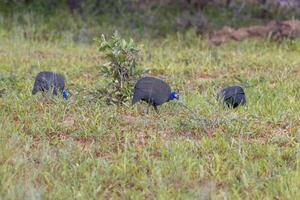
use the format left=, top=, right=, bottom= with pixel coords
left=169, top=92, right=177, bottom=101
left=62, top=90, right=69, bottom=100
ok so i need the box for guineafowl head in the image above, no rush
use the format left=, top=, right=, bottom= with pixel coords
left=169, top=92, right=179, bottom=101
left=62, top=90, right=69, bottom=100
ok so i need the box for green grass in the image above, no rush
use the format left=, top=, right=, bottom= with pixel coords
left=0, top=33, right=300, bottom=199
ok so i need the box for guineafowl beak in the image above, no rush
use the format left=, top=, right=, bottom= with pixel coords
left=174, top=92, right=179, bottom=100
left=62, top=90, right=69, bottom=100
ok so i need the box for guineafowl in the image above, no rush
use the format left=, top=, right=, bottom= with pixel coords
left=132, top=77, right=178, bottom=113
left=32, top=71, right=69, bottom=100
left=217, top=85, right=246, bottom=108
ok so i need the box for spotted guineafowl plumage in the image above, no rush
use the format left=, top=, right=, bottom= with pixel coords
left=217, top=85, right=246, bottom=108
left=32, top=71, right=69, bottom=99
left=132, top=77, right=178, bottom=113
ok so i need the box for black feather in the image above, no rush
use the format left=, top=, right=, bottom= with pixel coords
left=132, top=77, right=173, bottom=112
left=217, top=86, right=246, bottom=108
left=32, top=71, right=65, bottom=96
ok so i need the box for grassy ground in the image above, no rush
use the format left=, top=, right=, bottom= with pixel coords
left=0, top=33, right=300, bottom=199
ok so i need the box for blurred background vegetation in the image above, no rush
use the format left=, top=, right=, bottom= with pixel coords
left=0, top=0, right=299, bottom=43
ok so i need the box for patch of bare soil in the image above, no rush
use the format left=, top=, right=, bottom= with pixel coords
left=210, top=20, right=300, bottom=45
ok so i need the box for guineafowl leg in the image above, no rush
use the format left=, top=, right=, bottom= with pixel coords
left=154, top=105, right=159, bottom=114
left=146, top=104, right=151, bottom=114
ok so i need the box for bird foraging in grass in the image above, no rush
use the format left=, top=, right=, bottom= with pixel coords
left=132, top=77, right=179, bottom=113
left=217, top=85, right=246, bottom=108
left=32, top=71, right=69, bottom=100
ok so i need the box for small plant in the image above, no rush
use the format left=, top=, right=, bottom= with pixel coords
left=96, top=31, right=144, bottom=105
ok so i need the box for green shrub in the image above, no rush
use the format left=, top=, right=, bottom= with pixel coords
left=96, top=31, right=144, bottom=105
